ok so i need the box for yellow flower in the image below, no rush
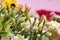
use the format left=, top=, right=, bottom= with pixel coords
left=2, top=2, right=6, bottom=7
left=21, top=7, right=26, bottom=12
left=9, top=1, right=18, bottom=9
left=2, top=0, right=11, bottom=7
left=2, top=0, right=18, bottom=9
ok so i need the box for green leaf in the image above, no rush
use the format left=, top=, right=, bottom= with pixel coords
left=0, top=7, right=5, bottom=14
left=0, top=23, right=3, bottom=31
left=2, top=19, right=11, bottom=31
left=0, top=15, right=4, bottom=23
left=0, top=32, right=7, bottom=37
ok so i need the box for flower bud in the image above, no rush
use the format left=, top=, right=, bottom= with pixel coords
left=33, top=27, right=38, bottom=31
left=46, top=32, right=52, bottom=36
left=21, top=7, right=26, bottom=12
left=38, top=26, right=42, bottom=32
left=37, top=34, right=41, bottom=37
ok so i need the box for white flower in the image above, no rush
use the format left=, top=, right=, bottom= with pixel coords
left=35, top=18, right=39, bottom=25
left=46, top=21, right=60, bottom=35
left=42, top=26, right=48, bottom=33
left=26, top=21, right=30, bottom=28
left=46, top=32, right=52, bottom=36
left=1, top=14, right=5, bottom=17
left=14, top=36, right=19, bottom=40
left=42, top=35, right=49, bottom=40
left=30, top=17, right=34, bottom=24
left=25, top=38, right=28, bottom=40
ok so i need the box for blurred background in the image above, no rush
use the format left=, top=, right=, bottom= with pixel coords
left=16, top=0, right=60, bottom=12
left=15, top=0, right=60, bottom=18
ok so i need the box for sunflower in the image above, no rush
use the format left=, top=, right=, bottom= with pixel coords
left=2, top=1, right=7, bottom=7
left=8, top=1, right=18, bottom=9
left=2, top=0, right=18, bottom=9
left=2, top=0, right=12, bottom=7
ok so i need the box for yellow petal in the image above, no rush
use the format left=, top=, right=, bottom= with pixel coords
left=22, top=7, right=26, bottom=12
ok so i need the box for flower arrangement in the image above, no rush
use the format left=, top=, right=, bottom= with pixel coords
left=0, top=0, right=60, bottom=40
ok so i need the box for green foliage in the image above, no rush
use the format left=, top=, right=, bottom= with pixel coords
left=0, top=5, right=59, bottom=40
left=50, top=14, right=60, bottom=23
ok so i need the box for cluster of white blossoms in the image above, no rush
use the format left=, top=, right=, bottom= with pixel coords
left=46, top=21, right=60, bottom=35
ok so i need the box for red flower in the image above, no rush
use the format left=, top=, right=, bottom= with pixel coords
left=55, top=12, right=60, bottom=16
left=36, top=10, right=51, bottom=20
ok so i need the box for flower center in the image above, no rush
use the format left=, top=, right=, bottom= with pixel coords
left=11, top=4, right=15, bottom=7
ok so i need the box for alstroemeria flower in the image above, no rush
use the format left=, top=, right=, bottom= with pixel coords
left=19, top=4, right=30, bottom=13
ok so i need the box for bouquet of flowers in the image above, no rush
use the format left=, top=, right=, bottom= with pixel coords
left=0, top=0, right=60, bottom=40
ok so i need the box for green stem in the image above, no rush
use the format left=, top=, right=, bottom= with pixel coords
left=39, top=35, right=42, bottom=40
